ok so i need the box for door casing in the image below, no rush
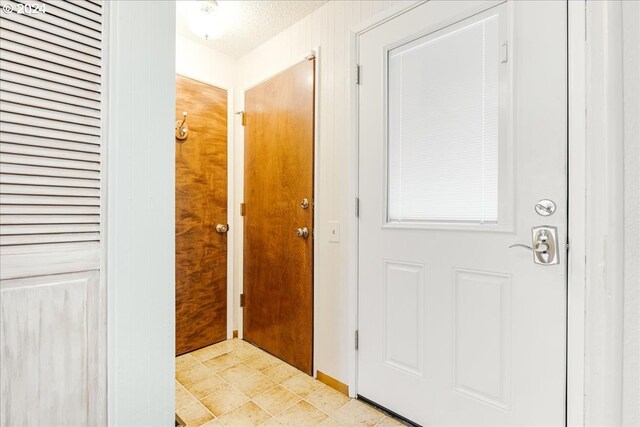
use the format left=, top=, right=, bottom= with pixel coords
left=347, top=2, right=610, bottom=426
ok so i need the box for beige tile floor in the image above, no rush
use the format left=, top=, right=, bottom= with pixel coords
left=176, top=338, right=405, bottom=427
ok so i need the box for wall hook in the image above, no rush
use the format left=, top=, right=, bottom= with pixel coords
left=175, top=111, right=188, bottom=141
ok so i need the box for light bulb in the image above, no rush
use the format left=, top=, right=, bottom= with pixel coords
left=187, top=1, right=224, bottom=40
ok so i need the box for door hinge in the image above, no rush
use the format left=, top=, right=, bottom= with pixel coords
left=240, top=203, right=246, bottom=216
left=236, top=111, right=246, bottom=126
left=355, top=197, right=360, bottom=217
left=240, top=293, right=245, bottom=307
left=500, top=41, right=508, bottom=63
left=355, top=330, right=359, bottom=350
left=355, top=65, right=360, bottom=85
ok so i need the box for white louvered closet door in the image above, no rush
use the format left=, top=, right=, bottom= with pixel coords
left=0, top=1, right=106, bottom=425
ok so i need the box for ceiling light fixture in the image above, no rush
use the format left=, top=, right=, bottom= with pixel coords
left=188, top=0, right=224, bottom=41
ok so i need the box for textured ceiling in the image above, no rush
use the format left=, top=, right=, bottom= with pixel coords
left=176, top=0, right=328, bottom=58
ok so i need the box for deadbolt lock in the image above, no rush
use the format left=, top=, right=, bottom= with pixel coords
left=535, top=199, right=556, bottom=216
left=300, top=198, right=310, bottom=209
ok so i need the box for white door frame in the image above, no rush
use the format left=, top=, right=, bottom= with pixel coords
left=347, top=1, right=625, bottom=426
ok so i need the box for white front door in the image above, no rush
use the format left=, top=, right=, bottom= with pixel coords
left=357, top=1, right=567, bottom=425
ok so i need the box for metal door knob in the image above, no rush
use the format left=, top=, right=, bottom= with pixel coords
left=216, top=224, right=228, bottom=233
left=295, top=227, right=309, bottom=238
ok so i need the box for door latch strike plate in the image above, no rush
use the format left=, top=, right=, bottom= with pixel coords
left=500, top=41, right=508, bottom=63
left=355, top=330, right=359, bottom=350
left=240, top=203, right=246, bottom=216
left=240, top=294, right=245, bottom=307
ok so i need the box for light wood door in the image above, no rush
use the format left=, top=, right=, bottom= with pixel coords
left=358, top=2, right=567, bottom=425
left=243, top=59, right=315, bottom=374
left=175, top=75, right=228, bottom=355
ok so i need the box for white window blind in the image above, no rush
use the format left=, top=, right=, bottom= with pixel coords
left=0, top=0, right=102, bottom=268
left=387, top=14, right=500, bottom=224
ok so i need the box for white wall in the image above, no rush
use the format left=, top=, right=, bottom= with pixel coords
left=106, top=2, right=176, bottom=425
left=622, top=1, right=640, bottom=425
left=234, top=1, right=414, bottom=384
left=176, top=34, right=238, bottom=90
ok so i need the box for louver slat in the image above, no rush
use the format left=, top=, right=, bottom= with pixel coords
left=0, top=0, right=103, bottom=252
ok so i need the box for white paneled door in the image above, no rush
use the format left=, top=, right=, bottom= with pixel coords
left=358, top=1, right=567, bottom=425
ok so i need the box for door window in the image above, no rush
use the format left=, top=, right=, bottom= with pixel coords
left=386, top=12, right=508, bottom=226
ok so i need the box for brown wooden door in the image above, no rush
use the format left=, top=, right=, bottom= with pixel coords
left=243, top=59, right=315, bottom=374
left=175, top=75, right=228, bottom=355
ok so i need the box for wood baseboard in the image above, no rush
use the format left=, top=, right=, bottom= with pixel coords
left=316, top=370, right=349, bottom=396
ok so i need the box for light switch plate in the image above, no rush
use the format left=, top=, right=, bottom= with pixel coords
left=328, top=220, right=340, bottom=243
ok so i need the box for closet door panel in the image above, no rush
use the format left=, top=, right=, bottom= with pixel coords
left=0, top=0, right=106, bottom=424
left=0, top=271, right=104, bottom=426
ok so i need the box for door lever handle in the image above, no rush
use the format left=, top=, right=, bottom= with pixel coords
left=509, top=226, right=559, bottom=265
left=509, top=243, right=549, bottom=253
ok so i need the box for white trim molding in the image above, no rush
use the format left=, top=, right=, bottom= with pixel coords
left=567, top=0, right=587, bottom=425
left=105, top=1, right=176, bottom=424
left=621, top=2, right=640, bottom=426
left=583, top=1, right=626, bottom=425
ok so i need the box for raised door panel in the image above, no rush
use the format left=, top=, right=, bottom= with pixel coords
left=0, top=270, right=104, bottom=425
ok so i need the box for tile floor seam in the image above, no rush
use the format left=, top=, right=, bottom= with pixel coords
left=257, top=385, right=342, bottom=421
left=281, top=384, right=316, bottom=401
left=302, top=396, right=351, bottom=418
left=224, top=379, right=298, bottom=418
left=199, top=378, right=249, bottom=417
left=177, top=339, right=396, bottom=427
left=201, top=369, right=288, bottom=417
left=176, top=382, right=200, bottom=411
left=180, top=374, right=229, bottom=400
left=258, top=393, right=303, bottom=418
left=186, top=366, right=251, bottom=401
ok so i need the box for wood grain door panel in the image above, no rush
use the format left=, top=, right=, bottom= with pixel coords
left=175, top=75, right=228, bottom=356
left=243, top=60, right=315, bottom=374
